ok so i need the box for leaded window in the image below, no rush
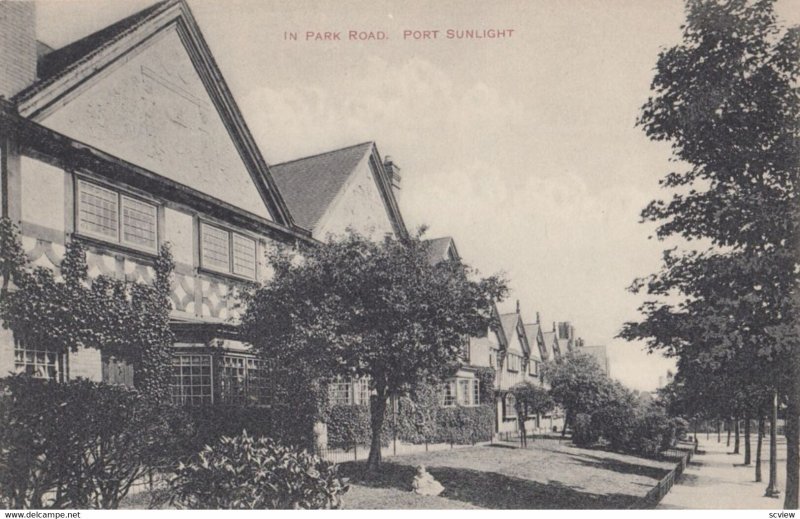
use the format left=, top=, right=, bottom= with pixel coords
left=200, top=223, right=257, bottom=280
left=77, top=179, right=157, bottom=252
left=171, top=354, right=213, bottom=406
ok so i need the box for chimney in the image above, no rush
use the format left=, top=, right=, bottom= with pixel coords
left=515, top=299, right=520, bottom=314
left=535, top=312, right=540, bottom=324
left=383, top=156, right=401, bottom=191
left=0, top=1, right=37, bottom=99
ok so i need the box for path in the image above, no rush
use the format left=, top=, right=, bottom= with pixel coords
left=659, top=437, right=787, bottom=509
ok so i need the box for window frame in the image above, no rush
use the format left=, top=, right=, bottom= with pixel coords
left=442, top=380, right=457, bottom=407
left=170, top=353, right=214, bottom=406
left=75, top=178, right=159, bottom=254
left=219, top=353, right=267, bottom=406
left=14, top=337, right=66, bottom=382
left=199, top=221, right=257, bottom=281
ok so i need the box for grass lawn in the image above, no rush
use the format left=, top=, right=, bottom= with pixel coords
left=339, top=440, right=678, bottom=509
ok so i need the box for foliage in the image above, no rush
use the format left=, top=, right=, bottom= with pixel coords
left=395, top=382, right=440, bottom=444
left=623, top=0, right=800, bottom=506
left=169, top=432, right=348, bottom=509
left=511, top=382, right=555, bottom=422
left=629, top=405, right=677, bottom=458
left=474, top=367, right=497, bottom=405
left=0, top=218, right=175, bottom=398
left=0, top=375, right=177, bottom=509
left=571, top=413, right=599, bottom=447
left=240, top=229, right=507, bottom=468
left=434, top=405, right=494, bottom=445
left=327, top=405, right=373, bottom=449
left=541, top=351, right=614, bottom=429
left=591, top=383, right=639, bottom=452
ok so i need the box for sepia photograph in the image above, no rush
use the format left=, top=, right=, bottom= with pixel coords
left=0, top=0, right=798, bottom=513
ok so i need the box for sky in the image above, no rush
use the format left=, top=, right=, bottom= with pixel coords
left=36, top=0, right=800, bottom=391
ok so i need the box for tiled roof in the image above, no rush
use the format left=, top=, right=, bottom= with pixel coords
left=523, top=323, right=543, bottom=361
left=270, top=142, right=374, bottom=232
left=16, top=1, right=172, bottom=102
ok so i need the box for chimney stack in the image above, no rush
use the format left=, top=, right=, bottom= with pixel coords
left=0, top=1, right=37, bottom=99
left=383, top=156, right=401, bottom=192
left=535, top=312, right=540, bottom=324
left=515, top=299, right=520, bottom=314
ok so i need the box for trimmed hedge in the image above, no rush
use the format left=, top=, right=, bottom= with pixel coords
left=326, top=405, right=373, bottom=449
left=434, top=405, right=494, bottom=445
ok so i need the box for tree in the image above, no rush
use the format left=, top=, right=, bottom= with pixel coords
left=541, top=351, right=613, bottom=435
left=240, top=230, right=507, bottom=471
left=625, top=0, right=799, bottom=506
left=510, top=382, right=554, bottom=446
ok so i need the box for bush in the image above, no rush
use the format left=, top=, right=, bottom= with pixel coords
left=673, top=417, right=690, bottom=441
left=0, top=375, right=176, bottom=509
left=434, top=405, right=494, bottom=445
left=571, top=413, right=599, bottom=446
left=169, top=432, right=348, bottom=509
left=592, top=400, right=637, bottom=451
left=395, top=383, right=440, bottom=444
left=629, top=406, right=676, bottom=457
left=326, top=405, right=373, bottom=449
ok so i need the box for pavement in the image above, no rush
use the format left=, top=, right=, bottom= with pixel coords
left=658, top=436, right=788, bottom=509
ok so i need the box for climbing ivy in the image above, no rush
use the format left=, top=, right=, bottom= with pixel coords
left=0, top=217, right=175, bottom=399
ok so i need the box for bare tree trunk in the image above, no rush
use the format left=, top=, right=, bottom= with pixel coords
left=744, top=415, right=752, bottom=465
left=766, top=392, right=780, bottom=498
left=718, top=420, right=721, bottom=443
left=734, top=417, right=741, bottom=454
left=756, top=415, right=764, bottom=482
left=785, top=397, right=800, bottom=509
left=561, top=409, right=569, bottom=438
left=366, top=386, right=388, bottom=473
left=727, top=419, right=732, bottom=447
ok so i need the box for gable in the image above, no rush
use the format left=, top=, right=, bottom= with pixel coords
left=316, top=153, right=396, bottom=240
left=38, top=25, right=272, bottom=220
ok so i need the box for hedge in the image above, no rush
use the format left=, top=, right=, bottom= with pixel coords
left=433, top=405, right=494, bottom=445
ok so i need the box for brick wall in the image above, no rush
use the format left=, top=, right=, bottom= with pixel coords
left=0, top=1, right=36, bottom=99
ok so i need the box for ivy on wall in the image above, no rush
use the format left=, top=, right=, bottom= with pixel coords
left=0, top=218, right=175, bottom=399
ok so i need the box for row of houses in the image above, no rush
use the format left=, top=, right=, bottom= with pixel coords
left=0, top=0, right=604, bottom=441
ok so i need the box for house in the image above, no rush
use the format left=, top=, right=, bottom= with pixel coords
left=270, top=143, right=407, bottom=241
left=0, top=0, right=322, bottom=405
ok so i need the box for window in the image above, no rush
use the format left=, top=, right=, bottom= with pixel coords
left=77, top=179, right=157, bottom=252
left=529, top=360, right=539, bottom=376
left=219, top=355, right=267, bottom=405
left=357, top=379, right=371, bottom=406
left=489, top=348, right=497, bottom=368
left=507, top=353, right=521, bottom=372
left=458, top=379, right=470, bottom=405
left=14, top=339, right=63, bottom=381
left=472, top=379, right=480, bottom=405
left=442, top=380, right=457, bottom=407
left=329, top=380, right=354, bottom=406
left=171, top=354, right=213, bottom=405
left=504, top=393, right=517, bottom=419
left=200, top=223, right=257, bottom=279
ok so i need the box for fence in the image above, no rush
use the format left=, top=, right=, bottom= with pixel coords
left=318, top=438, right=490, bottom=464
left=636, top=442, right=696, bottom=508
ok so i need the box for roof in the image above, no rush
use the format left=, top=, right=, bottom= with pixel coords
left=424, top=236, right=458, bottom=265
left=11, top=0, right=298, bottom=229
left=270, top=142, right=374, bottom=231
left=499, top=313, right=521, bottom=346
left=523, top=323, right=543, bottom=361
left=18, top=1, right=172, bottom=102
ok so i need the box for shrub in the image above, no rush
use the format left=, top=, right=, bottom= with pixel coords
left=326, top=405, right=373, bottom=449
left=592, top=400, right=637, bottom=451
left=629, top=406, right=676, bottom=457
left=395, top=383, right=440, bottom=444
left=434, top=405, right=494, bottom=445
left=571, top=413, right=599, bottom=446
left=0, top=375, right=176, bottom=509
left=673, top=417, right=690, bottom=441
left=169, top=432, right=348, bottom=509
